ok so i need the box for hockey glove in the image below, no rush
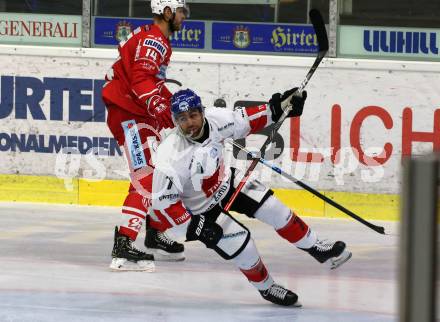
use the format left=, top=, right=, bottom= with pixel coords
left=147, top=95, right=174, bottom=129
left=269, top=87, right=307, bottom=122
left=186, top=214, right=223, bottom=248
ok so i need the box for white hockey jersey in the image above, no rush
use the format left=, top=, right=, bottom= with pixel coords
left=150, top=104, right=275, bottom=230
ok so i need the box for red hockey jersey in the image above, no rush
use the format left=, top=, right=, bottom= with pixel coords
left=102, top=24, right=173, bottom=116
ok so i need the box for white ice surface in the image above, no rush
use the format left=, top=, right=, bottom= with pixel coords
left=0, top=202, right=401, bottom=322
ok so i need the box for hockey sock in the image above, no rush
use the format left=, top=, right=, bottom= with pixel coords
left=254, top=195, right=317, bottom=249
left=233, top=239, right=274, bottom=290
left=118, top=192, right=147, bottom=240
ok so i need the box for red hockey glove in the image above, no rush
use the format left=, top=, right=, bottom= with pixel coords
left=147, top=95, right=174, bottom=129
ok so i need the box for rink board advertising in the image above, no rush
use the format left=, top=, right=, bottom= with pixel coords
left=0, top=49, right=439, bottom=196
left=211, top=22, right=319, bottom=53
left=93, top=17, right=205, bottom=49
left=0, top=12, right=81, bottom=46
left=0, top=75, right=119, bottom=156
left=338, top=25, right=440, bottom=60
left=93, top=18, right=319, bottom=54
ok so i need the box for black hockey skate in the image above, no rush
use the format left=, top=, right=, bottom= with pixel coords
left=145, top=227, right=185, bottom=261
left=259, top=283, right=301, bottom=307
left=301, top=239, right=352, bottom=269
left=110, top=227, right=155, bottom=271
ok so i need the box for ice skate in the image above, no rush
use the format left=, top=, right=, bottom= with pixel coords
left=259, top=283, right=302, bottom=307
left=145, top=227, right=185, bottom=261
left=110, top=227, right=155, bottom=272
left=301, top=239, right=352, bottom=269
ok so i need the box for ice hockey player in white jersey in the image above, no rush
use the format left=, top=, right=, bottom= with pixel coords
left=151, top=88, right=352, bottom=306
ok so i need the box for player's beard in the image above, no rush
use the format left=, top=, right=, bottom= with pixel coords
left=168, top=14, right=181, bottom=33
left=186, top=125, right=201, bottom=138
left=183, top=118, right=205, bottom=140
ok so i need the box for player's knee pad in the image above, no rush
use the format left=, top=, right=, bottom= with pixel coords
left=186, top=210, right=251, bottom=260
left=214, top=212, right=251, bottom=260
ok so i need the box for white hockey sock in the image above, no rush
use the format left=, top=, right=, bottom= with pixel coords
left=233, top=238, right=274, bottom=291
left=294, top=228, right=317, bottom=249
left=254, top=195, right=317, bottom=248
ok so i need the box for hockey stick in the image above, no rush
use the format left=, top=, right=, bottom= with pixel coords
left=228, top=140, right=386, bottom=235
left=224, top=9, right=329, bottom=212
left=165, top=78, right=183, bottom=86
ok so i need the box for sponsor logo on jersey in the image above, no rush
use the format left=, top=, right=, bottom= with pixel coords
left=122, top=120, right=147, bottom=170
left=143, top=38, right=167, bottom=57
left=205, top=179, right=222, bottom=197
left=175, top=211, right=191, bottom=225
left=218, top=122, right=234, bottom=131
left=203, top=179, right=230, bottom=213
left=233, top=26, right=250, bottom=49
left=140, top=61, right=156, bottom=72
left=159, top=193, right=179, bottom=201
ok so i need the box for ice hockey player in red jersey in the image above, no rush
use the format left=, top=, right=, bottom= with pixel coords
left=102, top=0, right=189, bottom=270
left=150, top=88, right=352, bottom=306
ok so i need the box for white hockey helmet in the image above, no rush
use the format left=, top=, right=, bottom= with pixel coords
left=151, top=0, right=188, bottom=16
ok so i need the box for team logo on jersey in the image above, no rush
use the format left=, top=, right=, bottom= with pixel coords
left=210, top=147, right=219, bottom=159
left=115, top=20, right=133, bottom=42
left=233, top=26, right=250, bottom=49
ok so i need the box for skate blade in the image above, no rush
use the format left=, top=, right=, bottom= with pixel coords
left=145, top=249, right=185, bottom=262
left=329, top=249, right=352, bottom=270
left=109, top=258, right=155, bottom=272
left=292, top=301, right=302, bottom=308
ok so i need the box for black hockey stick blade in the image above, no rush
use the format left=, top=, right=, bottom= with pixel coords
left=309, top=9, right=329, bottom=53
left=297, top=10, right=328, bottom=92
left=165, top=78, right=182, bottom=86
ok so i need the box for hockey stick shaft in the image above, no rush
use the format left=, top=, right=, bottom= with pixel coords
left=224, top=9, right=328, bottom=212
left=229, top=140, right=386, bottom=235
